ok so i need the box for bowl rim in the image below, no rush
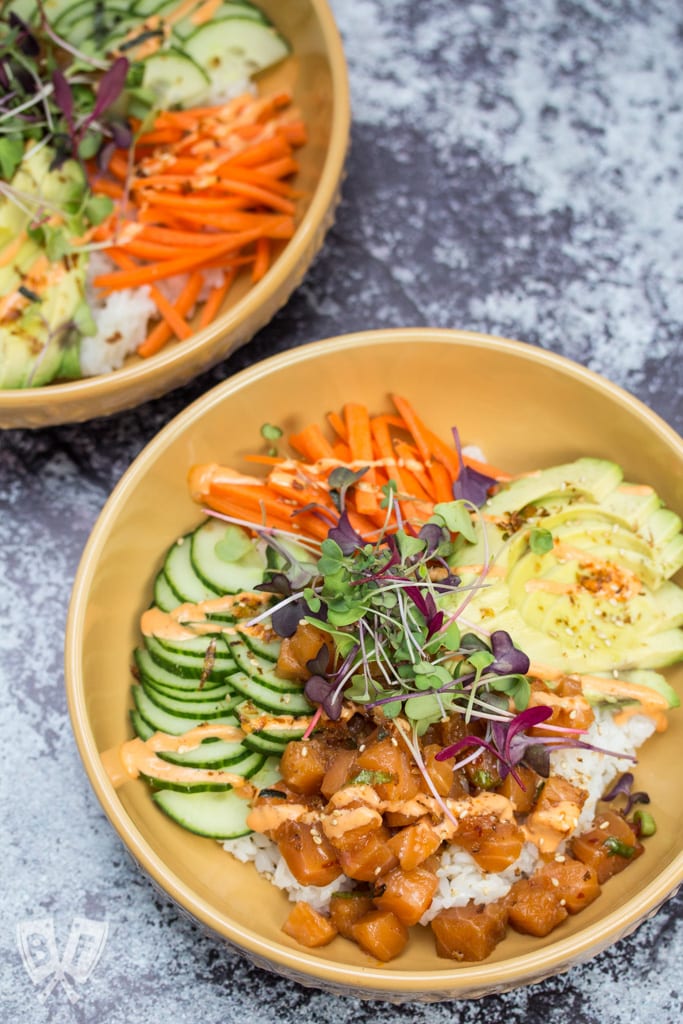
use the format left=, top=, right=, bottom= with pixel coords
left=0, top=0, right=351, bottom=426
left=65, top=327, right=683, bottom=997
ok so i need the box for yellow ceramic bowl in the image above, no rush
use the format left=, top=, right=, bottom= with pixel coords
left=66, top=329, right=683, bottom=1001
left=0, top=0, right=349, bottom=429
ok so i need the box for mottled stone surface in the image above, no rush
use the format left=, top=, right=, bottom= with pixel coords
left=1, top=0, right=682, bottom=1020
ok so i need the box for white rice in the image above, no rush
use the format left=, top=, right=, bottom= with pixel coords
left=80, top=254, right=228, bottom=376
left=221, top=707, right=656, bottom=918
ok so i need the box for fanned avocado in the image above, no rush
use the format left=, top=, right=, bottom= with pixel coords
left=448, top=458, right=683, bottom=704
left=0, top=144, right=87, bottom=388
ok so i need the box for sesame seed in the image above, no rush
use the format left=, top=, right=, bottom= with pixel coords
left=391, top=737, right=398, bottom=747
left=599, top=820, right=610, bottom=830
left=301, top=747, right=308, bottom=758
left=550, top=876, right=560, bottom=887
left=554, top=854, right=566, bottom=863
left=559, top=899, right=567, bottom=907
left=374, top=866, right=382, bottom=875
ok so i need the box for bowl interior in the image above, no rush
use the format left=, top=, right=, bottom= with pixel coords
left=67, top=329, right=683, bottom=998
left=0, top=0, right=349, bottom=428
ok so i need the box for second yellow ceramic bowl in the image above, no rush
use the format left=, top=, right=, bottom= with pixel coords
left=0, top=0, right=350, bottom=429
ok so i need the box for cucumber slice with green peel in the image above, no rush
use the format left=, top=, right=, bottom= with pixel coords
left=144, top=679, right=236, bottom=703
left=152, top=631, right=229, bottom=656
left=145, top=633, right=235, bottom=678
left=243, top=731, right=290, bottom=755
left=157, top=738, right=249, bottom=768
left=164, top=533, right=220, bottom=603
left=133, top=685, right=239, bottom=735
left=142, top=48, right=211, bottom=108
left=141, top=751, right=265, bottom=793
left=173, top=2, right=267, bottom=41
left=228, top=638, right=295, bottom=690
left=133, top=0, right=177, bottom=16
left=228, top=670, right=312, bottom=714
left=242, top=630, right=280, bottom=662
left=191, top=520, right=268, bottom=594
left=134, top=648, right=227, bottom=692
left=183, top=18, right=290, bottom=91
left=141, top=682, right=242, bottom=719
left=153, top=571, right=180, bottom=613
left=131, top=708, right=154, bottom=740
left=152, top=784, right=248, bottom=837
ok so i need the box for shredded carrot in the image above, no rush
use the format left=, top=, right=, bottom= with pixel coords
left=93, top=90, right=306, bottom=356
left=137, top=270, right=203, bottom=357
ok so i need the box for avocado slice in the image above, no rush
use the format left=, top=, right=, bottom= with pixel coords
left=484, top=457, right=624, bottom=516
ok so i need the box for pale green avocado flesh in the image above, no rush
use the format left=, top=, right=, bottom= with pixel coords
left=448, top=457, right=683, bottom=709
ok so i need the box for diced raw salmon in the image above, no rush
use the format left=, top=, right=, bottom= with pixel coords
left=497, top=766, right=541, bottom=814
left=387, top=819, right=443, bottom=870
left=329, top=892, right=375, bottom=939
left=431, top=900, right=508, bottom=961
left=351, top=909, right=409, bottom=962
left=356, top=737, right=421, bottom=802
left=279, top=737, right=332, bottom=795
left=373, top=865, right=439, bottom=926
left=276, top=819, right=342, bottom=887
left=507, top=875, right=568, bottom=936
left=276, top=622, right=334, bottom=681
left=537, top=857, right=601, bottom=914
left=336, top=827, right=399, bottom=881
left=454, top=814, right=525, bottom=873
left=571, top=810, right=643, bottom=883
left=320, top=748, right=359, bottom=800
left=282, top=902, right=337, bottom=947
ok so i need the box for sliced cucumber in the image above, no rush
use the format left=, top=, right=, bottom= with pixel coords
left=173, top=3, right=267, bottom=41
left=242, top=630, right=280, bottom=662
left=153, top=571, right=180, bottom=613
left=141, top=682, right=242, bottom=719
left=152, top=632, right=227, bottom=656
left=229, top=639, right=298, bottom=692
left=131, top=708, right=155, bottom=740
left=164, top=533, right=220, bottom=603
left=145, top=633, right=235, bottom=679
left=157, top=738, right=249, bottom=768
left=142, top=48, right=210, bottom=108
left=184, top=18, right=290, bottom=92
left=191, top=520, right=268, bottom=594
left=133, top=685, right=239, bottom=735
left=228, top=670, right=312, bottom=714
left=141, top=751, right=265, bottom=793
left=152, top=784, right=251, bottom=837
left=243, top=731, right=290, bottom=755
left=144, top=679, right=235, bottom=703
left=134, top=648, right=227, bottom=692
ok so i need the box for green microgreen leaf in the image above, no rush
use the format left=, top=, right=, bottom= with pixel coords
left=83, top=193, right=113, bottom=226
left=395, top=531, right=426, bottom=560
left=488, top=674, right=531, bottom=710
left=380, top=479, right=398, bottom=508
left=349, top=769, right=395, bottom=786
left=529, top=527, right=554, bottom=554
left=0, top=136, right=24, bottom=180
left=432, top=500, right=477, bottom=542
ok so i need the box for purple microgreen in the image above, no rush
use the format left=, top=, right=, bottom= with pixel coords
left=271, top=597, right=308, bottom=638
left=254, top=572, right=292, bottom=598
left=328, top=510, right=365, bottom=554
left=303, top=674, right=344, bottom=720
left=419, top=521, right=448, bottom=556
left=490, top=629, right=530, bottom=676
left=601, top=772, right=650, bottom=814
left=51, top=69, right=75, bottom=136
left=451, top=427, right=498, bottom=507
left=328, top=466, right=369, bottom=512
left=91, top=56, right=129, bottom=120
left=306, top=644, right=330, bottom=676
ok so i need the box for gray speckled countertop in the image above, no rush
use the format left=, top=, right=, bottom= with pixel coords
left=2, top=1, right=682, bottom=1021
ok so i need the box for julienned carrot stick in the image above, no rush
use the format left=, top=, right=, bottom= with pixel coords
left=198, top=269, right=235, bottom=329
left=463, top=455, right=512, bottom=481
left=137, top=270, right=204, bottom=357
left=390, top=394, right=435, bottom=467
left=427, top=458, right=454, bottom=504
left=344, top=403, right=378, bottom=516
left=251, top=238, right=270, bottom=283
left=289, top=424, right=336, bottom=462
left=107, top=251, right=194, bottom=340
left=327, top=410, right=348, bottom=443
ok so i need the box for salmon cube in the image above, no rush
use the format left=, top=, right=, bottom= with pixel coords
left=373, top=865, right=439, bottom=926
left=387, top=819, right=443, bottom=870
left=321, top=748, right=359, bottom=800
left=336, top=827, right=399, bottom=881
left=329, top=892, right=375, bottom=939
left=507, top=875, right=568, bottom=936
left=351, top=909, right=409, bottom=962
left=356, top=737, right=421, bottom=802
left=454, top=814, right=525, bottom=873
left=276, top=819, right=341, bottom=887
left=431, top=900, right=508, bottom=961
left=571, top=810, right=643, bottom=884
left=279, top=738, right=331, bottom=795
left=276, top=622, right=333, bottom=681
left=497, top=766, right=541, bottom=814
left=282, top=902, right=337, bottom=947
left=537, top=857, right=601, bottom=914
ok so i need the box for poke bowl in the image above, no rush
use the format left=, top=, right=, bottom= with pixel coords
left=65, top=328, right=683, bottom=1000
left=0, top=0, right=349, bottom=428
